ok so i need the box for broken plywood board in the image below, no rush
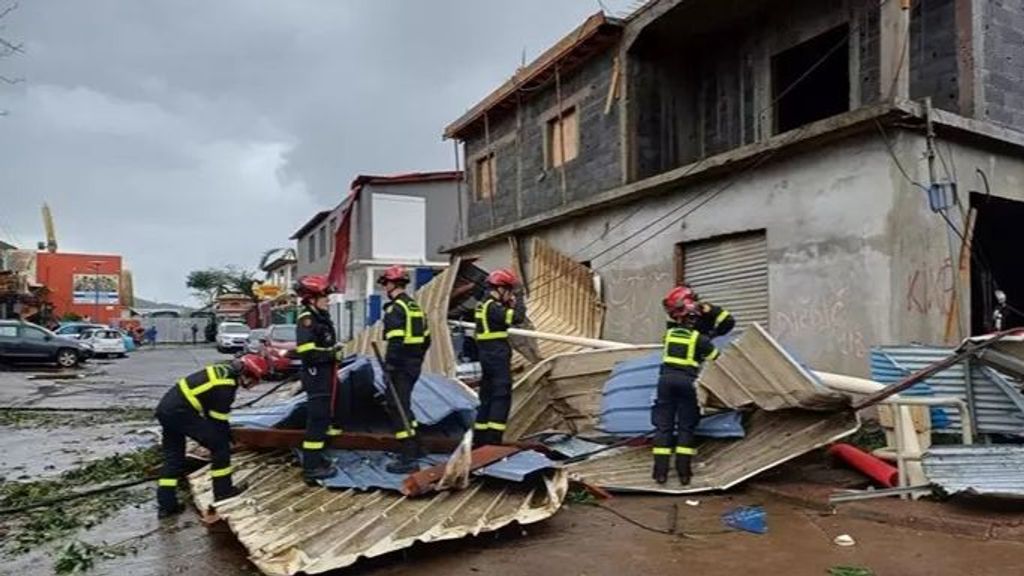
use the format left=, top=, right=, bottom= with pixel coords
left=189, top=451, right=568, bottom=575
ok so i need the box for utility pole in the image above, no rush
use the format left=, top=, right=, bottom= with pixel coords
left=89, top=260, right=104, bottom=323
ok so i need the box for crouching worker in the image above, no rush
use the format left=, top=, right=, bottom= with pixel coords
left=652, top=287, right=719, bottom=486
left=155, top=354, right=268, bottom=518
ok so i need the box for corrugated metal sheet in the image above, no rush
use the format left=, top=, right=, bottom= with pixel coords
left=922, top=445, right=1024, bottom=497
left=508, top=326, right=859, bottom=494
left=513, top=238, right=605, bottom=370
left=698, top=323, right=850, bottom=412
left=566, top=409, right=859, bottom=494
left=190, top=451, right=568, bottom=575
left=871, top=345, right=1024, bottom=434
left=343, top=257, right=461, bottom=377
left=682, top=232, right=769, bottom=329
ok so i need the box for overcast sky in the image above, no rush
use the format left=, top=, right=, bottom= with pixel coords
left=0, top=0, right=634, bottom=305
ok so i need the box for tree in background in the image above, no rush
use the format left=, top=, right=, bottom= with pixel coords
left=185, top=269, right=232, bottom=306
left=1, top=3, right=23, bottom=116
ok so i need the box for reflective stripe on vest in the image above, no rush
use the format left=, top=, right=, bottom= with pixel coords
left=296, top=341, right=331, bottom=354
left=474, top=299, right=508, bottom=341
left=714, top=308, right=730, bottom=327
left=662, top=329, right=699, bottom=368
left=177, top=365, right=236, bottom=415
left=384, top=299, right=430, bottom=345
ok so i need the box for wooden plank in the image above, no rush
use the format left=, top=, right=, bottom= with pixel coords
left=402, top=445, right=521, bottom=497
left=232, top=428, right=461, bottom=454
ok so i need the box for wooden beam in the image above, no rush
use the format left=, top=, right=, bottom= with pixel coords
left=402, top=445, right=521, bottom=497
left=231, top=428, right=461, bottom=454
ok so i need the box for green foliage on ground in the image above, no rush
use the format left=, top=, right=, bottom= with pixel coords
left=0, top=408, right=151, bottom=429
left=54, top=539, right=139, bottom=574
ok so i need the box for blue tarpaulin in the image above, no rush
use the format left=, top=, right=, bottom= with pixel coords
left=312, top=449, right=557, bottom=491
left=597, top=352, right=745, bottom=438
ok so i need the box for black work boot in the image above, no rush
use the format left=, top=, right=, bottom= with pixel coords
left=157, top=502, right=185, bottom=519
left=472, top=427, right=490, bottom=449
left=676, top=455, right=693, bottom=486
left=652, top=454, right=670, bottom=484
left=213, top=478, right=248, bottom=502
left=303, top=454, right=335, bottom=484
left=386, top=439, right=421, bottom=474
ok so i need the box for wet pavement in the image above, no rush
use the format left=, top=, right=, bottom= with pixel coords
left=3, top=347, right=1024, bottom=575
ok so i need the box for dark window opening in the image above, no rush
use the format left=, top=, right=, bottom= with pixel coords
left=772, top=25, right=850, bottom=134
left=970, top=193, right=1024, bottom=335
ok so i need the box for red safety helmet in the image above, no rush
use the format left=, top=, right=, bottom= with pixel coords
left=293, top=275, right=332, bottom=299
left=486, top=268, right=519, bottom=289
left=663, top=286, right=698, bottom=319
left=376, top=265, right=410, bottom=286
left=236, top=354, right=269, bottom=381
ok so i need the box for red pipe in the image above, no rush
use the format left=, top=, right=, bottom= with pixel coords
left=828, top=443, right=898, bottom=488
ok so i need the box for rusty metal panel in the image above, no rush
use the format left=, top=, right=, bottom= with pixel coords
left=343, top=257, right=460, bottom=377
left=698, top=323, right=850, bottom=412
left=565, top=409, right=859, bottom=494
left=189, top=451, right=568, bottom=576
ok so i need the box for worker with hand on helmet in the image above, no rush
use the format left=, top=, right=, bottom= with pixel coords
left=155, top=354, right=268, bottom=518
left=652, top=286, right=720, bottom=486
left=293, top=274, right=340, bottom=483
left=680, top=284, right=735, bottom=339
left=378, top=266, right=431, bottom=474
left=472, top=268, right=526, bottom=447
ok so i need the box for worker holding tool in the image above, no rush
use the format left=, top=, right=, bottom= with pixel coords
left=377, top=265, right=431, bottom=474
left=473, top=268, right=526, bottom=447
left=155, top=354, right=268, bottom=518
left=680, top=284, right=735, bottom=338
left=294, top=274, right=341, bottom=482
left=652, top=286, right=719, bottom=486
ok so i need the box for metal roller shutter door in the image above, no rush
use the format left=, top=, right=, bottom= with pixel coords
left=682, top=232, right=769, bottom=329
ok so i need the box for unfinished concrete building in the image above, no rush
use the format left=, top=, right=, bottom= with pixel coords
left=442, top=0, right=1024, bottom=375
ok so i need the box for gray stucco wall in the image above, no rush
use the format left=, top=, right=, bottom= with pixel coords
left=295, top=206, right=343, bottom=278
left=356, top=180, right=461, bottom=262
left=463, top=49, right=622, bottom=237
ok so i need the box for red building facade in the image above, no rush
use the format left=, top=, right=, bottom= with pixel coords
left=36, top=252, right=124, bottom=324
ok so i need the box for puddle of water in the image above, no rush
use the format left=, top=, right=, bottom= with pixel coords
left=0, top=422, right=157, bottom=480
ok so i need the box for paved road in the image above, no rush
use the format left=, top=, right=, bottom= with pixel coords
left=0, top=346, right=260, bottom=409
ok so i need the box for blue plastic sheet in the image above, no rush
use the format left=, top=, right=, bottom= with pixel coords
left=474, top=450, right=558, bottom=482
left=721, top=505, right=767, bottom=534
left=597, top=352, right=745, bottom=438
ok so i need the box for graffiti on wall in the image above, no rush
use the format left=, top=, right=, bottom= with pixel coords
left=774, top=285, right=868, bottom=359
left=603, top=267, right=673, bottom=342
left=905, top=257, right=955, bottom=317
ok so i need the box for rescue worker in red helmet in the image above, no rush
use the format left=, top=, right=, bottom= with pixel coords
left=473, top=268, right=526, bottom=446
left=155, top=354, right=268, bottom=518
left=681, top=284, right=735, bottom=339
left=293, top=274, right=340, bottom=482
left=651, top=286, right=719, bottom=486
left=377, top=265, right=431, bottom=473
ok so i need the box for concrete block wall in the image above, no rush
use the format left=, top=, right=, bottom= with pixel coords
left=982, top=0, right=1024, bottom=128
left=464, top=50, right=621, bottom=237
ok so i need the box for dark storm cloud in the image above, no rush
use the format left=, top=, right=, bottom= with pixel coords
left=0, top=0, right=627, bottom=303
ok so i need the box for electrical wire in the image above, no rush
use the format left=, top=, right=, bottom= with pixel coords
left=585, top=502, right=733, bottom=537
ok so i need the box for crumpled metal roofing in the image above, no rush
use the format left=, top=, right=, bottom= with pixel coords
left=597, top=350, right=744, bottom=438
left=189, top=451, right=568, bottom=575
left=509, top=324, right=859, bottom=494
left=230, top=357, right=478, bottom=430
left=871, top=345, right=1024, bottom=434
left=922, top=444, right=1024, bottom=498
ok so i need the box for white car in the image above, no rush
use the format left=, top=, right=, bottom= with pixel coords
left=79, top=328, right=128, bottom=358
left=217, top=322, right=251, bottom=353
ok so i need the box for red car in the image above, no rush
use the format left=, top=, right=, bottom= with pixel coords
left=262, top=324, right=300, bottom=379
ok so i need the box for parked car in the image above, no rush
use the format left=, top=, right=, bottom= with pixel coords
left=246, top=329, right=269, bottom=354
left=78, top=328, right=128, bottom=358
left=216, top=322, right=251, bottom=353
left=0, top=320, right=88, bottom=368
left=262, top=324, right=299, bottom=379
left=56, top=322, right=135, bottom=351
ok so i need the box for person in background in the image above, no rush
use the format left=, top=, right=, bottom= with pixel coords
left=377, top=265, right=431, bottom=474
left=651, top=287, right=719, bottom=486
left=472, top=269, right=526, bottom=447
left=191, top=323, right=199, bottom=345
left=155, top=354, right=268, bottom=518
left=294, top=275, right=339, bottom=482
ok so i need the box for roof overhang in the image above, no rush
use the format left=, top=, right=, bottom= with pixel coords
left=444, top=12, right=624, bottom=141
left=289, top=210, right=332, bottom=240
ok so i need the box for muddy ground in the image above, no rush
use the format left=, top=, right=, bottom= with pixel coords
left=2, top=347, right=1023, bottom=576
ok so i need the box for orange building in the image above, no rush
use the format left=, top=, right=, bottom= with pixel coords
left=36, top=252, right=125, bottom=324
